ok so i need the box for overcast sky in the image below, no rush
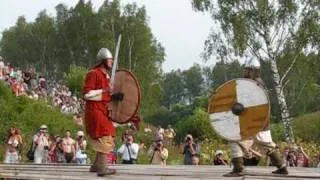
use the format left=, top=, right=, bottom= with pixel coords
left=0, top=0, right=213, bottom=72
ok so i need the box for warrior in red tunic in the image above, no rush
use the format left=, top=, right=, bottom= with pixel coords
left=83, top=48, right=123, bottom=176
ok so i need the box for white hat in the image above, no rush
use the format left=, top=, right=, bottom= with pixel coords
left=77, top=130, right=84, bottom=137
left=40, top=125, right=48, bottom=129
left=215, top=150, right=224, bottom=156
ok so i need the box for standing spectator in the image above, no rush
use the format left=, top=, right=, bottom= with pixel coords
left=48, top=135, right=57, bottom=163
left=75, top=131, right=87, bottom=164
left=117, top=134, right=139, bottom=164
left=317, top=154, right=320, bottom=168
left=62, top=130, right=75, bottom=163
left=164, top=124, right=176, bottom=147
left=213, top=150, right=228, bottom=165
left=4, top=127, right=23, bottom=163
left=182, top=134, right=198, bottom=165
left=121, top=129, right=131, bottom=143
left=296, top=147, right=309, bottom=167
left=33, top=125, right=49, bottom=164
left=148, top=139, right=168, bottom=165
left=155, top=125, right=164, bottom=141
left=55, top=137, right=65, bottom=163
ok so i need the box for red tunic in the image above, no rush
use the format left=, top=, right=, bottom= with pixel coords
left=83, top=67, right=115, bottom=139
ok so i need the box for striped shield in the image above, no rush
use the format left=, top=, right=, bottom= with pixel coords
left=208, top=78, right=270, bottom=141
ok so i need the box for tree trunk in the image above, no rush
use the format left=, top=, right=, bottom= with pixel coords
left=270, top=59, right=295, bottom=144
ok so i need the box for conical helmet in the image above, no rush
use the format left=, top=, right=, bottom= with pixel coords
left=97, top=48, right=113, bottom=61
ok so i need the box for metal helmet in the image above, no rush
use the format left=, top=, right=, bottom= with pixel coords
left=244, top=57, right=260, bottom=69
left=96, top=48, right=113, bottom=61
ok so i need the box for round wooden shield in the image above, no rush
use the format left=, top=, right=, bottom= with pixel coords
left=208, top=78, right=270, bottom=141
left=109, top=69, right=141, bottom=124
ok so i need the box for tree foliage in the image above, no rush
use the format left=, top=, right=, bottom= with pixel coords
left=0, top=0, right=165, bottom=119
left=191, top=0, right=320, bottom=142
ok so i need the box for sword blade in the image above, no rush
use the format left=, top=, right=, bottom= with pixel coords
left=111, top=34, right=122, bottom=90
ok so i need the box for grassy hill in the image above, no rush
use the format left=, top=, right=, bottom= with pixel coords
left=0, top=82, right=79, bottom=161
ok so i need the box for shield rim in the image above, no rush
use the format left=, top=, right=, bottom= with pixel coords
left=110, top=68, right=141, bottom=124
left=208, top=78, right=270, bottom=141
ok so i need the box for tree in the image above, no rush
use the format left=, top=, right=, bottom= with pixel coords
left=161, top=70, right=185, bottom=108
left=192, top=0, right=319, bottom=144
left=182, top=64, right=204, bottom=103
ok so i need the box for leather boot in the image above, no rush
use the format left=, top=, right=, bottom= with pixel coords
left=269, top=151, right=288, bottom=175
left=96, top=152, right=116, bottom=176
left=223, top=157, right=244, bottom=177
left=89, top=153, right=98, bottom=172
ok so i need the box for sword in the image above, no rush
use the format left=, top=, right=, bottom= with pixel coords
left=111, top=34, right=122, bottom=91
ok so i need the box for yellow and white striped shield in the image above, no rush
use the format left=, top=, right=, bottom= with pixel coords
left=208, top=78, right=270, bottom=141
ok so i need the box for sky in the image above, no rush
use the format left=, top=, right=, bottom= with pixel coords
left=0, top=0, right=213, bottom=72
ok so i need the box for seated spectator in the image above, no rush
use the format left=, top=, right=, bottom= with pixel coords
left=33, top=125, right=49, bottom=164
left=244, top=148, right=261, bottom=166
left=296, top=147, right=309, bottom=167
left=75, top=131, right=87, bottom=164
left=192, top=155, right=200, bottom=166
left=4, top=127, right=23, bottom=163
left=213, top=150, right=228, bottom=165
left=117, top=134, right=139, bottom=164
left=148, top=138, right=168, bottom=165
left=62, top=130, right=75, bottom=163
left=286, top=148, right=297, bottom=167
left=182, top=134, right=199, bottom=165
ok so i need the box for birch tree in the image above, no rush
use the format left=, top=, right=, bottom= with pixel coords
left=192, top=0, right=319, bottom=144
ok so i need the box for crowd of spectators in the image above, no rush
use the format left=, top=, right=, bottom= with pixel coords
left=0, top=58, right=83, bottom=115
left=3, top=124, right=320, bottom=168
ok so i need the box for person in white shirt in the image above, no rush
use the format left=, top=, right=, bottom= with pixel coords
left=33, top=125, right=49, bottom=164
left=117, top=134, right=139, bottom=164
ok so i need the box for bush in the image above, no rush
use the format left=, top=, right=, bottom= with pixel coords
left=64, top=65, right=87, bottom=96
left=292, top=111, right=320, bottom=142
left=175, top=108, right=218, bottom=143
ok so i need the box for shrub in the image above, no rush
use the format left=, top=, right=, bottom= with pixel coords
left=64, top=65, right=87, bottom=96
left=292, top=111, right=320, bottom=142
left=175, top=108, right=218, bottom=143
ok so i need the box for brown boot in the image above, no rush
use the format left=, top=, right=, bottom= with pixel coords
left=96, top=152, right=117, bottom=177
left=223, top=157, right=244, bottom=177
left=269, top=151, right=288, bottom=175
